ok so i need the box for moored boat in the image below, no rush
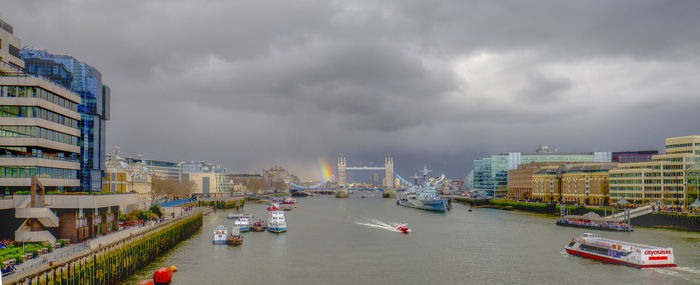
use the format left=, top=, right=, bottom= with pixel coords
left=564, top=233, right=676, bottom=268
left=227, top=226, right=243, bottom=246
left=268, top=210, right=287, bottom=233
left=397, top=166, right=448, bottom=212
left=212, top=225, right=227, bottom=244
left=251, top=219, right=267, bottom=232
left=282, top=197, right=296, bottom=204
left=556, top=207, right=633, bottom=232
left=229, top=214, right=253, bottom=231
left=267, top=203, right=279, bottom=211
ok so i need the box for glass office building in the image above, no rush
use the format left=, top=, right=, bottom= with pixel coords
left=473, top=151, right=612, bottom=192
left=20, top=50, right=110, bottom=192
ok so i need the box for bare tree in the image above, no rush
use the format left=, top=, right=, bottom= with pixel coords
left=152, top=175, right=196, bottom=199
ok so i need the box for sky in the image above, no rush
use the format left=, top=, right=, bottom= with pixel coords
left=2, top=0, right=700, bottom=181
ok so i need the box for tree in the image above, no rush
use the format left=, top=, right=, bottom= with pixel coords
left=152, top=175, right=196, bottom=199
left=246, top=179, right=266, bottom=194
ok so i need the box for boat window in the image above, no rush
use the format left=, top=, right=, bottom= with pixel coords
left=579, top=244, right=609, bottom=255
left=568, top=242, right=576, bottom=247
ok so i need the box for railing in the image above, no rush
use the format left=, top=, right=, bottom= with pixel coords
left=0, top=153, right=79, bottom=163
left=158, top=199, right=196, bottom=207
left=0, top=59, right=78, bottom=97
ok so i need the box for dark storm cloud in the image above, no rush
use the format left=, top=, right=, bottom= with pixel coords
left=3, top=0, right=700, bottom=179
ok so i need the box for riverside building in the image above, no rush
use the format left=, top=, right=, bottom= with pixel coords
left=20, top=49, right=110, bottom=192
left=609, top=135, right=700, bottom=209
left=181, top=161, right=231, bottom=194
left=473, top=146, right=611, bottom=197
left=530, top=163, right=618, bottom=205
left=507, top=162, right=566, bottom=200
left=0, top=18, right=139, bottom=245
left=0, top=18, right=81, bottom=194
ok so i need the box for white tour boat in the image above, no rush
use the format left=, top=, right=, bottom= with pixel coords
left=564, top=233, right=675, bottom=268
left=267, top=210, right=287, bottom=233
left=228, top=213, right=254, bottom=232
left=212, top=224, right=228, bottom=244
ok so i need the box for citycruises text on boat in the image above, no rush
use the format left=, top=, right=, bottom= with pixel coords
left=564, top=233, right=675, bottom=268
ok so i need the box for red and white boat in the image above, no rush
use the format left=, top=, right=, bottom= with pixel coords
left=396, top=223, right=410, bottom=234
left=564, top=233, right=675, bottom=268
left=282, top=197, right=296, bottom=204
left=267, top=203, right=279, bottom=211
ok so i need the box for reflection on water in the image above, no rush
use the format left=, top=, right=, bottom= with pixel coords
left=122, top=196, right=700, bottom=285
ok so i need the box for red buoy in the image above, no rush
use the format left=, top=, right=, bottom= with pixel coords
left=153, top=267, right=172, bottom=284
left=137, top=280, right=155, bottom=285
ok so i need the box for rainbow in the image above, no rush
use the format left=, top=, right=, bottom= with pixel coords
left=318, top=157, right=334, bottom=180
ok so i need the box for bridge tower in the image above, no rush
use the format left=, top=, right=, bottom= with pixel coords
left=383, top=155, right=396, bottom=198
left=336, top=155, right=348, bottom=198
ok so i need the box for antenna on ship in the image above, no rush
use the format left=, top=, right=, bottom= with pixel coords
left=410, top=173, right=420, bottom=185
left=420, top=164, right=432, bottom=183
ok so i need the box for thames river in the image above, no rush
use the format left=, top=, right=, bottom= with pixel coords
left=122, top=195, right=700, bottom=284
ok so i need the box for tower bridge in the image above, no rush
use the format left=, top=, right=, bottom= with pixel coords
left=336, top=155, right=394, bottom=198
left=289, top=155, right=413, bottom=198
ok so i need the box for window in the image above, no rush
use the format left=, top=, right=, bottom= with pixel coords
left=8, top=44, right=20, bottom=58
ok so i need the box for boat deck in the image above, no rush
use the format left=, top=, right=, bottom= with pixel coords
left=589, top=237, right=664, bottom=250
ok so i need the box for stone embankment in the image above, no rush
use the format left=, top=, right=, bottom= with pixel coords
left=448, top=197, right=700, bottom=232
left=4, top=209, right=203, bottom=285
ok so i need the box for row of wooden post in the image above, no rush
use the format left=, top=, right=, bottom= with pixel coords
left=10, top=212, right=203, bottom=285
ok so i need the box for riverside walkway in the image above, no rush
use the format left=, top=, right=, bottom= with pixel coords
left=5, top=206, right=201, bottom=281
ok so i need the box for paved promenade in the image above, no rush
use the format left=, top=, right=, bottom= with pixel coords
left=5, top=206, right=201, bottom=279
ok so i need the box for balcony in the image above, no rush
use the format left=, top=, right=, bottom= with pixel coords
left=0, top=154, right=80, bottom=170
left=0, top=153, right=79, bottom=163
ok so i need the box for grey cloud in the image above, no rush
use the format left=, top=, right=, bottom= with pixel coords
left=518, top=73, right=572, bottom=103
left=3, top=0, right=700, bottom=179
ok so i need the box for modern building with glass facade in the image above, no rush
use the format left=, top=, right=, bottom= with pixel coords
left=609, top=135, right=700, bottom=209
left=124, top=156, right=181, bottom=181
left=20, top=49, right=110, bottom=192
left=473, top=148, right=612, bottom=197
left=612, top=150, right=658, bottom=163
left=0, top=19, right=82, bottom=193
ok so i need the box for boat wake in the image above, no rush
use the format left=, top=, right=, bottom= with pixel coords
left=354, top=218, right=411, bottom=233
left=650, top=267, right=700, bottom=284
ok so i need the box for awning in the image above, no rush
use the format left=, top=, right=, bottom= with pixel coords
left=614, top=198, right=630, bottom=205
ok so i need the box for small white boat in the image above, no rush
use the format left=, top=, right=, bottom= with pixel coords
left=212, top=225, right=227, bottom=244
left=564, top=233, right=676, bottom=268
left=229, top=213, right=254, bottom=231
left=267, top=211, right=287, bottom=233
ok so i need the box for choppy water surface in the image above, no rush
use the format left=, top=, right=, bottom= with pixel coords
left=122, top=196, right=700, bottom=285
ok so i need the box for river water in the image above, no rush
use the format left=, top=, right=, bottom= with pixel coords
left=122, top=195, right=700, bottom=285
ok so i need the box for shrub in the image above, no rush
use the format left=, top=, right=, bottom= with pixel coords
left=137, top=210, right=152, bottom=221
left=150, top=204, right=163, bottom=217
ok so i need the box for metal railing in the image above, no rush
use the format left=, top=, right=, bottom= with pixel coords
left=0, top=153, right=79, bottom=163
left=0, top=59, right=79, bottom=98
